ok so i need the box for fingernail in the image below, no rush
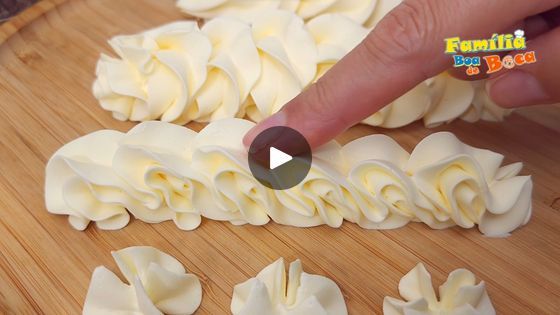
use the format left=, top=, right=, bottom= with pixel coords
left=243, top=111, right=287, bottom=151
left=486, top=71, right=550, bottom=108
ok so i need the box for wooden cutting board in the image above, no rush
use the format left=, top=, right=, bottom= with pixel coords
left=0, top=0, right=559, bottom=314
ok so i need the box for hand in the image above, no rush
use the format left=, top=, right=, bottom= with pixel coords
left=243, top=0, right=560, bottom=149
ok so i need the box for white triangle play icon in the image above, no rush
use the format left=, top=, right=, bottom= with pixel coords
left=269, top=147, right=292, bottom=170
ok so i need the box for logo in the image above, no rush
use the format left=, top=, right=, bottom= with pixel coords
left=444, top=30, right=536, bottom=75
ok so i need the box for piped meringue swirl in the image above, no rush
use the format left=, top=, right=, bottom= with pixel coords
left=45, top=119, right=532, bottom=236
left=177, top=0, right=377, bottom=25
left=361, top=73, right=512, bottom=128
left=231, top=258, right=348, bottom=315
left=83, top=246, right=202, bottom=315
left=93, top=21, right=211, bottom=123
left=93, top=10, right=511, bottom=128
left=383, top=263, right=495, bottom=315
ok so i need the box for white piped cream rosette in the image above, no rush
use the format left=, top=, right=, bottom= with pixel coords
left=44, top=130, right=143, bottom=230
left=404, top=132, right=532, bottom=236
left=190, top=17, right=261, bottom=123
left=83, top=246, right=202, bottom=315
left=177, top=0, right=377, bottom=25
left=175, top=0, right=399, bottom=30
left=45, top=119, right=532, bottom=236
left=93, top=21, right=212, bottom=123
left=189, top=119, right=279, bottom=225
left=111, top=121, right=211, bottom=230
left=383, top=263, right=495, bottom=315
left=93, top=10, right=511, bottom=128
left=244, top=10, right=318, bottom=121
left=231, top=258, right=348, bottom=315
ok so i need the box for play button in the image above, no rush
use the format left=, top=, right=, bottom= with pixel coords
left=248, top=126, right=312, bottom=190
left=269, top=147, right=292, bottom=170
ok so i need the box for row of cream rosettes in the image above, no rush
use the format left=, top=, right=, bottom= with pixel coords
left=93, top=10, right=510, bottom=129
left=45, top=119, right=531, bottom=237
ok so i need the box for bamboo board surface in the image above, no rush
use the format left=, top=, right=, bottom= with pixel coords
left=0, top=0, right=559, bottom=314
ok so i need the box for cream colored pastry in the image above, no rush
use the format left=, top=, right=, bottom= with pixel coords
left=231, top=258, right=347, bottom=315
left=45, top=130, right=138, bottom=230
left=45, top=119, right=532, bottom=236
left=297, top=0, right=377, bottom=24
left=177, top=0, right=283, bottom=20
left=187, top=17, right=261, bottom=123
left=93, top=21, right=211, bottom=123
left=461, top=80, right=513, bottom=123
left=361, top=77, right=434, bottom=128
left=177, top=0, right=377, bottom=25
left=364, top=0, right=400, bottom=28
left=83, top=246, right=202, bottom=315
left=93, top=9, right=511, bottom=127
left=405, top=132, right=532, bottom=236
left=245, top=10, right=318, bottom=121
left=383, top=263, right=495, bottom=315
left=342, top=135, right=419, bottom=229
left=307, top=13, right=369, bottom=81
left=112, top=121, right=209, bottom=230
left=190, top=118, right=278, bottom=225
left=274, top=141, right=363, bottom=228
left=360, top=73, right=511, bottom=128
left=422, top=74, right=475, bottom=127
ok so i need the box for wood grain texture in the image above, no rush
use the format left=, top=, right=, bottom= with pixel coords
left=0, top=0, right=559, bottom=314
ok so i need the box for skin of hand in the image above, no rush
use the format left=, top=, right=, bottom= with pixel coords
left=243, top=0, right=560, bottom=150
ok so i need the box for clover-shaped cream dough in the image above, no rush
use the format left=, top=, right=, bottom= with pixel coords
left=231, top=258, right=347, bottom=315
left=384, top=263, right=495, bottom=315
left=83, top=246, right=202, bottom=315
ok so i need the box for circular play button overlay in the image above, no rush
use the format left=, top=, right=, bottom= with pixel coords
left=248, top=126, right=312, bottom=190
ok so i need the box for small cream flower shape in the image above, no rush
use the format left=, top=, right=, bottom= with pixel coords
left=93, top=21, right=211, bottom=123
left=384, top=263, right=495, bottom=315
left=83, top=246, right=202, bottom=315
left=231, top=258, right=347, bottom=315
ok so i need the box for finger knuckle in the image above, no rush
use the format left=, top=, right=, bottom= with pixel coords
left=305, top=82, right=350, bottom=126
left=315, top=82, right=352, bottom=126
left=372, top=0, right=437, bottom=61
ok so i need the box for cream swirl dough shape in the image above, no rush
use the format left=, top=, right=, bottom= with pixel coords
left=93, top=21, right=211, bottom=123
left=45, top=119, right=532, bottom=236
left=231, top=258, right=347, bottom=315
left=361, top=73, right=512, bottom=128
left=175, top=0, right=401, bottom=30
left=189, top=17, right=261, bottom=123
left=93, top=10, right=511, bottom=128
left=383, top=263, right=495, bottom=315
left=177, top=0, right=377, bottom=25
left=244, top=10, right=318, bottom=121
left=83, top=246, right=202, bottom=315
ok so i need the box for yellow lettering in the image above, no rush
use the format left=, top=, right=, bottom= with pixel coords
left=513, top=37, right=526, bottom=50
left=460, top=40, right=472, bottom=53
left=445, top=37, right=460, bottom=54
left=505, top=35, right=514, bottom=50
left=472, top=40, right=489, bottom=52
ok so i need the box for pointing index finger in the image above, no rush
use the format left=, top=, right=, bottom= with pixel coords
left=243, top=0, right=560, bottom=149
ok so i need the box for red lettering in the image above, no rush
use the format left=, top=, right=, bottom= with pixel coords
left=514, top=54, right=525, bottom=65
left=524, top=51, right=536, bottom=63
left=484, top=55, right=502, bottom=74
